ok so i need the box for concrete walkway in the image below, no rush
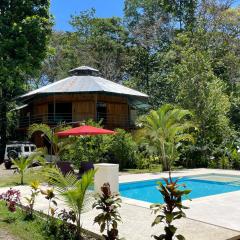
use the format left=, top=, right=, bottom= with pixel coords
left=0, top=168, right=240, bottom=240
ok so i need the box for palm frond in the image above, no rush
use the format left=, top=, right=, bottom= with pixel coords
left=44, top=167, right=95, bottom=214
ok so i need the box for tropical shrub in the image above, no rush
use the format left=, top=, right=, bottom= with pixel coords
left=178, top=144, right=209, bottom=168
left=93, top=183, right=122, bottom=240
left=135, top=152, right=157, bottom=170
left=57, top=209, right=77, bottom=240
left=151, top=178, right=191, bottom=240
left=24, top=181, right=40, bottom=220
left=45, top=167, right=95, bottom=239
left=61, top=120, right=111, bottom=168
left=0, top=188, right=21, bottom=212
left=135, top=155, right=151, bottom=169
left=40, top=187, right=58, bottom=219
left=41, top=187, right=59, bottom=238
left=231, top=149, right=240, bottom=169
left=65, top=126, right=138, bottom=171
left=108, top=128, right=137, bottom=170
left=65, top=134, right=110, bottom=169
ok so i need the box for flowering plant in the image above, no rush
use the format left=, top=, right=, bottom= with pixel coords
left=24, top=181, right=40, bottom=219
left=0, top=188, right=21, bottom=212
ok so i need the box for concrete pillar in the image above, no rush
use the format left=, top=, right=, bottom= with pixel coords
left=94, top=163, right=119, bottom=194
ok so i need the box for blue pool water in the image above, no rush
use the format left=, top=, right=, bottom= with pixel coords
left=119, top=175, right=240, bottom=203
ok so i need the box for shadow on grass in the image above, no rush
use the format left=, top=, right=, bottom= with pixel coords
left=2, top=217, right=17, bottom=224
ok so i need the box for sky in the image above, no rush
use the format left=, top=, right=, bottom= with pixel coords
left=50, top=0, right=240, bottom=31
left=50, top=0, right=124, bottom=31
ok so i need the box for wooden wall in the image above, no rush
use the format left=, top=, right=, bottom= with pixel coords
left=33, top=104, right=48, bottom=122
left=21, top=94, right=130, bottom=128
left=107, top=103, right=129, bottom=128
left=72, top=101, right=95, bottom=121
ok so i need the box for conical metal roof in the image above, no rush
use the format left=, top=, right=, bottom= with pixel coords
left=18, top=66, right=148, bottom=100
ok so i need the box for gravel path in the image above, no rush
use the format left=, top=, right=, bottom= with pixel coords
left=0, top=229, right=19, bottom=240
left=0, top=164, right=16, bottom=178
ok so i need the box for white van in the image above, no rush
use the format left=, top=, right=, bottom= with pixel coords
left=4, top=142, right=37, bottom=169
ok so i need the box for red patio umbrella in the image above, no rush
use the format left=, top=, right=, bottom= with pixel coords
left=56, top=125, right=115, bottom=137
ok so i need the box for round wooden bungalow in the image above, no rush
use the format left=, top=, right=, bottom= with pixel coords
left=16, top=66, right=149, bottom=146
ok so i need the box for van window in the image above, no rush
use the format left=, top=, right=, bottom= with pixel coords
left=31, top=146, right=36, bottom=152
left=7, top=146, right=21, bottom=153
left=24, top=146, right=30, bottom=152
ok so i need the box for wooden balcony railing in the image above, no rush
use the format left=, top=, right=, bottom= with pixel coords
left=18, top=113, right=135, bottom=129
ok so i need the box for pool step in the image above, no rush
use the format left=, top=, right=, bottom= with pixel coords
left=229, top=180, right=240, bottom=186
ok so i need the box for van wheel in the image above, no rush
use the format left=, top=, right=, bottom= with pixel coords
left=8, top=150, right=18, bottom=160
left=4, top=162, right=12, bottom=169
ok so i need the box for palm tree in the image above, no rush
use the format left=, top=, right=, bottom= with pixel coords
left=140, top=104, right=195, bottom=174
left=45, top=167, right=95, bottom=239
left=12, top=157, right=32, bottom=185
left=12, top=148, right=47, bottom=185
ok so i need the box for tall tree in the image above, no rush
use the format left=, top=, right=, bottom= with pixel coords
left=38, top=9, right=129, bottom=84
left=166, top=33, right=233, bottom=163
left=124, top=0, right=173, bottom=51
left=163, top=0, right=197, bottom=31
left=124, top=0, right=174, bottom=97
left=0, top=0, right=52, bottom=157
left=195, top=3, right=240, bottom=130
left=70, top=9, right=129, bottom=82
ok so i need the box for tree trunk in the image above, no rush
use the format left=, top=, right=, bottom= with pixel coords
left=21, top=173, right=24, bottom=185
left=161, top=143, right=170, bottom=171
left=0, top=96, right=7, bottom=162
left=76, top=212, right=82, bottom=240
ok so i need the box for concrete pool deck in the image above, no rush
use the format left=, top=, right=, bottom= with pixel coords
left=119, top=169, right=240, bottom=233
left=0, top=168, right=240, bottom=239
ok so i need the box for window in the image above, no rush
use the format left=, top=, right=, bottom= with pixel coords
left=7, top=146, right=21, bottom=153
left=31, top=146, right=36, bottom=152
left=48, top=102, right=72, bottom=123
left=24, top=146, right=30, bottom=152
left=97, top=102, right=107, bottom=125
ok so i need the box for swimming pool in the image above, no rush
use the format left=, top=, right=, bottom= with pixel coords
left=120, top=174, right=240, bottom=203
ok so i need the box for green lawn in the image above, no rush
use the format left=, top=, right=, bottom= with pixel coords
left=0, top=202, right=48, bottom=240
left=124, top=164, right=163, bottom=174
left=0, top=168, right=47, bottom=188
left=123, top=164, right=184, bottom=174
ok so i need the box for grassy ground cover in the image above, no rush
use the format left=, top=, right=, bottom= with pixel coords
left=0, top=167, right=46, bottom=187
left=0, top=202, right=48, bottom=240
left=124, top=164, right=163, bottom=174
left=123, top=164, right=184, bottom=174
